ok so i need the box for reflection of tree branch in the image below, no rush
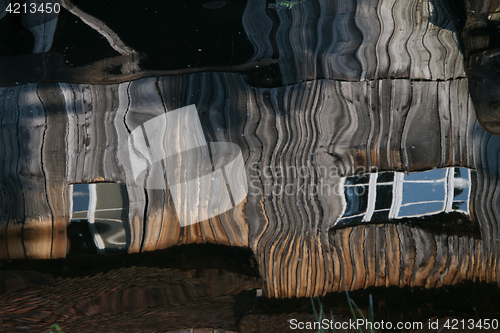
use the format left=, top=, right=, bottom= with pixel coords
left=0, top=52, right=273, bottom=86
left=68, top=56, right=273, bottom=85
left=59, top=0, right=140, bottom=74
left=60, top=0, right=136, bottom=56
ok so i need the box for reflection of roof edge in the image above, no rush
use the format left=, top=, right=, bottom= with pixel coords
left=0, top=53, right=274, bottom=87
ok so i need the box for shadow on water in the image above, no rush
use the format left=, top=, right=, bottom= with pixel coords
left=0, top=243, right=260, bottom=278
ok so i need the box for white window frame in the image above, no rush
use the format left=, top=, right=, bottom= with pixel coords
left=336, top=167, right=471, bottom=226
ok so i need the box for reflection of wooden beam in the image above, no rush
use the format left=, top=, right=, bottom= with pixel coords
left=16, top=84, right=52, bottom=259
left=37, top=83, right=69, bottom=259
left=0, top=53, right=273, bottom=87
left=466, top=49, right=500, bottom=135
left=0, top=84, right=70, bottom=259
left=60, top=0, right=140, bottom=74
left=60, top=0, right=136, bottom=57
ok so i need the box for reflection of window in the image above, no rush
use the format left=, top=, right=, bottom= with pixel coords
left=69, top=183, right=129, bottom=254
left=335, top=168, right=472, bottom=228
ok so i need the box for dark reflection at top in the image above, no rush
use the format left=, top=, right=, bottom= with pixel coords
left=70, top=0, right=252, bottom=69
left=0, top=0, right=254, bottom=86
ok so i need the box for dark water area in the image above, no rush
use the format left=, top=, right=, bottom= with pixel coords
left=0, top=243, right=260, bottom=278
left=0, top=0, right=254, bottom=69
left=1, top=0, right=500, bottom=332
left=62, top=0, right=253, bottom=69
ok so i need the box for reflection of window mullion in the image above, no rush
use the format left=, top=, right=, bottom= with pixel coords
left=87, top=184, right=96, bottom=224
left=402, top=180, right=445, bottom=183
left=445, top=168, right=454, bottom=212
left=335, top=177, right=347, bottom=227
left=362, top=173, right=378, bottom=222
left=69, top=184, right=74, bottom=222
left=466, top=169, right=471, bottom=215
left=340, top=213, right=366, bottom=220
left=400, top=200, right=445, bottom=207
left=93, top=218, right=126, bottom=223
left=93, top=208, right=124, bottom=212
left=340, top=177, right=346, bottom=207
left=88, top=184, right=105, bottom=254
left=389, top=172, right=404, bottom=219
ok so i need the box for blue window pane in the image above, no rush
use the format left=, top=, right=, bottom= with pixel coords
left=402, top=182, right=445, bottom=204
left=454, top=167, right=469, bottom=180
left=452, top=201, right=468, bottom=210
left=72, top=184, right=89, bottom=213
left=398, top=202, right=444, bottom=217
left=404, top=168, right=447, bottom=181
left=453, top=186, right=469, bottom=202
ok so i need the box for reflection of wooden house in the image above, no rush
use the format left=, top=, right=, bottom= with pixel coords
left=1, top=0, right=500, bottom=299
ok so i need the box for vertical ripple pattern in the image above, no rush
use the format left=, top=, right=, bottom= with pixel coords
left=270, top=0, right=465, bottom=84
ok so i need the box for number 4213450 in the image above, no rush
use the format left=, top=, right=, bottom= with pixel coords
left=443, top=319, right=499, bottom=330
left=6, top=2, right=61, bottom=14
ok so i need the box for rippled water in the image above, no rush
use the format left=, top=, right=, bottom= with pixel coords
left=1, top=0, right=500, bottom=332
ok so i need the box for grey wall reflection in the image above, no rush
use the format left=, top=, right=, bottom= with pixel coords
left=0, top=0, right=500, bottom=301
left=0, top=75, right=497, bottom=297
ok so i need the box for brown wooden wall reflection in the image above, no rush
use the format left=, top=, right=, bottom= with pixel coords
left=1, top=76, right=498, bottom=298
